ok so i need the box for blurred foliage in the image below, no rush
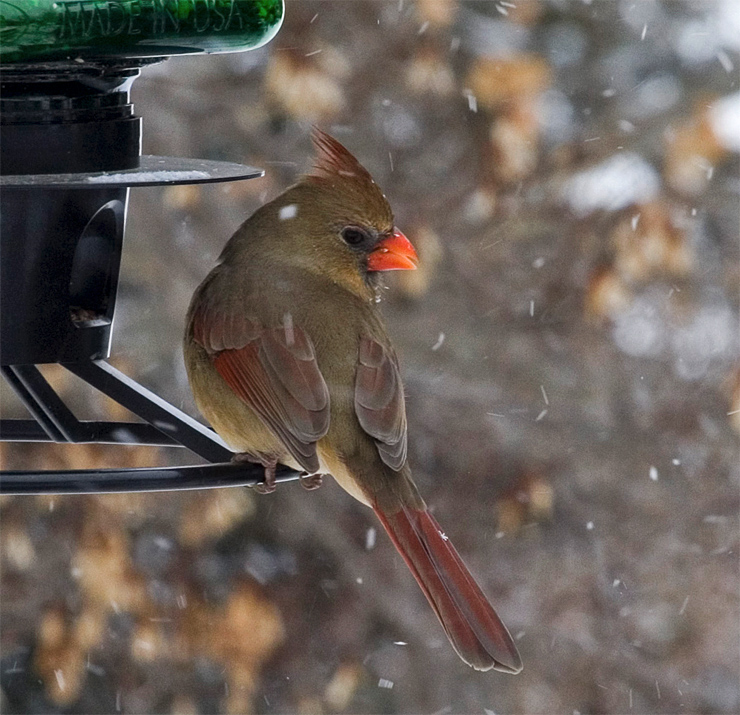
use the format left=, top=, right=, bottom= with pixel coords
left=2, top=0, right=739, bottom=713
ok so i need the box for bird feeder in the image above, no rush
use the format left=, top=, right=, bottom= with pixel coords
left=0, top=0, right=301, bottom=494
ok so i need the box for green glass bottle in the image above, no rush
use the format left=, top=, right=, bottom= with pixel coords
left=0, top=0, right=283, bottom=63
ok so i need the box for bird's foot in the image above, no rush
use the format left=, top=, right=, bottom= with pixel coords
left=231, top=452, right=278, bottom=494
left=299, top=473, right=324, bottom=491
left=254, top=459, right=278, bottom=494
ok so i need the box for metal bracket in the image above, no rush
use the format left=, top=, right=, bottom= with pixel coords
left=0, top=361, right=302, bottom=494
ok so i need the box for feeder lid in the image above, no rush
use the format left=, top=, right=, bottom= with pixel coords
left=0, top=155, right=263, bottom=188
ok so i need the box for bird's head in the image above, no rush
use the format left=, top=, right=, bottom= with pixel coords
left=251, top=129, right=418, bottom=300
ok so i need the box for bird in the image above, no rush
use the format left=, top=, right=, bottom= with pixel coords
left=183, top=128, right=522, bottom=673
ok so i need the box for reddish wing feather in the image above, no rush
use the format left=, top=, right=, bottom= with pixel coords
left=260, top=325, right=330, bottom=413
left=354, top=336, right=408, bottom=471
left=192, top=305, right=330, bottom=473
left=214, top=347, right=325, bottom=470
left=192, top=302, right=261, bottom=353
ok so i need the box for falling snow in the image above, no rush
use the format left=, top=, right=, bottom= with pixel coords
left=365, top=527, right=376, bottom=550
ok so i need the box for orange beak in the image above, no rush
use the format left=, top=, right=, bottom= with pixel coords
left=367, top=228, right=419, bottom=272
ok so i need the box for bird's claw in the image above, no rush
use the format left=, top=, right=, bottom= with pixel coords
left=230, top=453, right=322, bottom=493
left=254, top=460, right=277, bottom=494
left=254, top=480, right=277, bottom=495
left=299, top=473, right=324, bottom=491
left=232, top=452, right=278, bottom=494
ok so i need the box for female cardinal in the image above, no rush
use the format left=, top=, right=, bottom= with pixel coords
left=184, top=129, right=522, bottom=673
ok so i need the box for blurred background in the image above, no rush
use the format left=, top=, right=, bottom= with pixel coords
left=2, top=0, right=739, bottom=713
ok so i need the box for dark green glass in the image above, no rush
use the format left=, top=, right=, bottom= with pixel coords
left=0, top=0, right=283, bottom=63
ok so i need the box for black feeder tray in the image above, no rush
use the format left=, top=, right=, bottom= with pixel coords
left=0, top=59, right=301, bottom=495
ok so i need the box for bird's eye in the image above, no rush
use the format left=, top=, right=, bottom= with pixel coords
left=341, top=226, right=370, bottom=246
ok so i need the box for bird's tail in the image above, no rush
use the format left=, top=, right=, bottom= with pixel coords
left=373, top=504, right=522, bottom=673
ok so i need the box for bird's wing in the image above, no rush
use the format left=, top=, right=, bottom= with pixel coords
left=191, top=305, right=330, bottom=473
left=354, top=335, right=408, bottom=471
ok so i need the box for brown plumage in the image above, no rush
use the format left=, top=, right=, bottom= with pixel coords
left=184, top=129, right=522, bottom=673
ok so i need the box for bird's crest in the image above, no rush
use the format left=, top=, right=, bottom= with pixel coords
left=308, top=127, right=376, bottom=186
left=303, top=127, right=393, bottom=232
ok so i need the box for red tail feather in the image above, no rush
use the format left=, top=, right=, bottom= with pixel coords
left=373, top=505, right=522, bottom=673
